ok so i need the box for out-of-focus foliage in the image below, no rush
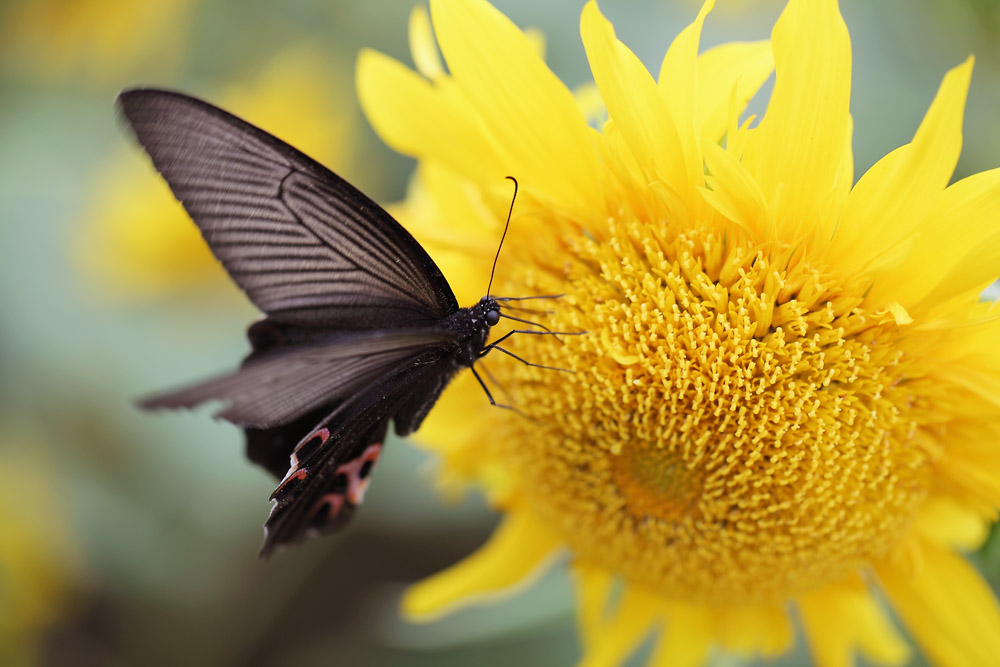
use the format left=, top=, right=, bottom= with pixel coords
left=0, top=0, right=998, bottom=665
left=0, top=431, right=80, bottom=667
left=2, top=0, right=196, bottom=83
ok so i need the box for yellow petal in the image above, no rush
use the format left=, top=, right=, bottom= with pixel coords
left=357, top=48, right=503, bottom=185
left=701, top=140, right=767, bottom=234
left=408, top=350, right=512, bottom=500
left=877, top=539, right=1000, bottom=667
left=927, top=233, right=1000, bottom=307
left=714, top=604, right=793, bottom=657
left=577, top=585, right=662, bottom=667
left=524, top=27, right=546, bottom=60
left=934, top=436, right=1000, bottom=516
left=648, top=603, right=713, bottom=667
left=388, top=162, right=498, bottom=281
left=938, top=466, right=1000, bottom=517
left=430, top=0, right=602, bottom=218
left=799, top=580, right=910, bottom=667
left=571, top=564, right=615, bottom=649
left=573, top=82, right=607, bottom=128
left=656, top=0, right=715, bottom=191
left=892, top=166, right=1000, bottom=306
left=914, top=496, right=990, bottom=551
left=412, top=373, right=482, bottom=453
left=401, top=509, right=563, bottom=621
left=935, top=364, right=1000, bottom=411
left=581, top=1, right=692, bottom=217
left=409, top=5, right=444, bottom=79
left=742, top=0, right=851, bottom=239
left=829, top=113, right=855, bottom=215
left=693, top=40, right=774, bottom=143
left=832, top=58, right=973, bottom=283
left=884, top=301, right=913, bottom=326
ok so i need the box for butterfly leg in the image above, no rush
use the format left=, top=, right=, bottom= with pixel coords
left=479, top=330, right=578, bottom=372
left=480, top=329, right=519, bottom=351
left=479, top=328, right=585, bottom=359
left=478, top=361, right=512, bottom=399
left=483, top=345, right=574, bottom=373
left=469, top=365, right=519, bottom=413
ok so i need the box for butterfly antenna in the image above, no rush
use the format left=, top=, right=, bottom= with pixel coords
left=487, top=176, right=518, bottom=297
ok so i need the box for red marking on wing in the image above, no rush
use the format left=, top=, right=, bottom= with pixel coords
left=311, top=492, right=346, bottom=522
left=273, top=467, right=307, bottom=498
left=295, top=428, right=330, bottom=453
left=305, top=444, right=382, bottom=528
left=336, top=443, right=383, bottom=505
left=289, top=427, right=330, bottom=469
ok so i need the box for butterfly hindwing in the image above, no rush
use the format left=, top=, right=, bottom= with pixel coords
left=260, top=354, right=458, bottom=554
left=264, top=421, right=387, bottom=554
left=139, top=329, right=458, bottom=429
left=116, top=89, right=459, bottom=329
left=245, top=404, right=333, bottom=479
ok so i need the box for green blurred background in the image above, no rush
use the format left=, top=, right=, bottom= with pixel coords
left=2, top=0, right=999, bottom=665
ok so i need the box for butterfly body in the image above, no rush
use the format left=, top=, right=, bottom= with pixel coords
left=118, top=88, right=509, bottom=555
left=438, top=296, right=502, bottom=365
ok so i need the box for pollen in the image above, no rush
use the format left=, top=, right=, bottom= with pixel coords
left=493, top=219, right=931, bottom=605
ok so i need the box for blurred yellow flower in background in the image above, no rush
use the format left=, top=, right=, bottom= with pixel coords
left=359, top=0, right=1000, bottom=665
left=0, top=436, right=79, bottom=667
left=78, top=46, right=359, bottom=299
left=2, top=0, right=195, bottom=82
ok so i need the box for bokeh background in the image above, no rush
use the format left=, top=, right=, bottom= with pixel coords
left=2, top=0, right=1000, bottom=665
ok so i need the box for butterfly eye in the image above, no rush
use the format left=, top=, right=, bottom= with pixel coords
left=486, top=309, right=500, bottom=326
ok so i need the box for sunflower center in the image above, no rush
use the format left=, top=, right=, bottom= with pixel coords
left=494, top=219, right=932, bottom=605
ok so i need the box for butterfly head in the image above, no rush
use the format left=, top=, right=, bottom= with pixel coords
left=480, top=295, right=501, bottom=327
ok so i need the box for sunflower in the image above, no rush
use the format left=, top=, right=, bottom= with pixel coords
left=358, top=0, right=1000, bottom=664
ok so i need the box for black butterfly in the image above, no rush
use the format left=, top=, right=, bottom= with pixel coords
left=119, top=89, right=560, bottom=556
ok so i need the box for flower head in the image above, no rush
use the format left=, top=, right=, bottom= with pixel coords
left=359, top=1, right=1000, bottom=664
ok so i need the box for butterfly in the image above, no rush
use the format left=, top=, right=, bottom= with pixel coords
left=119, top=89, right=562, bottom=556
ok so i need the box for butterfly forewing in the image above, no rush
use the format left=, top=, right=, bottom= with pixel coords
left=116, top=89, right=458, bottom=329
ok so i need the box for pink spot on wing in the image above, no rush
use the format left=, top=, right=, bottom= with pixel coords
left=289, top=428, right=331, bottom=469
left=295, top=428, right=330, bottom=453
left=273, top=467, right=308, bottom=499
left=312, top=492, right=345, bottom=522
left=336, top=443, right=383, bottom=505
